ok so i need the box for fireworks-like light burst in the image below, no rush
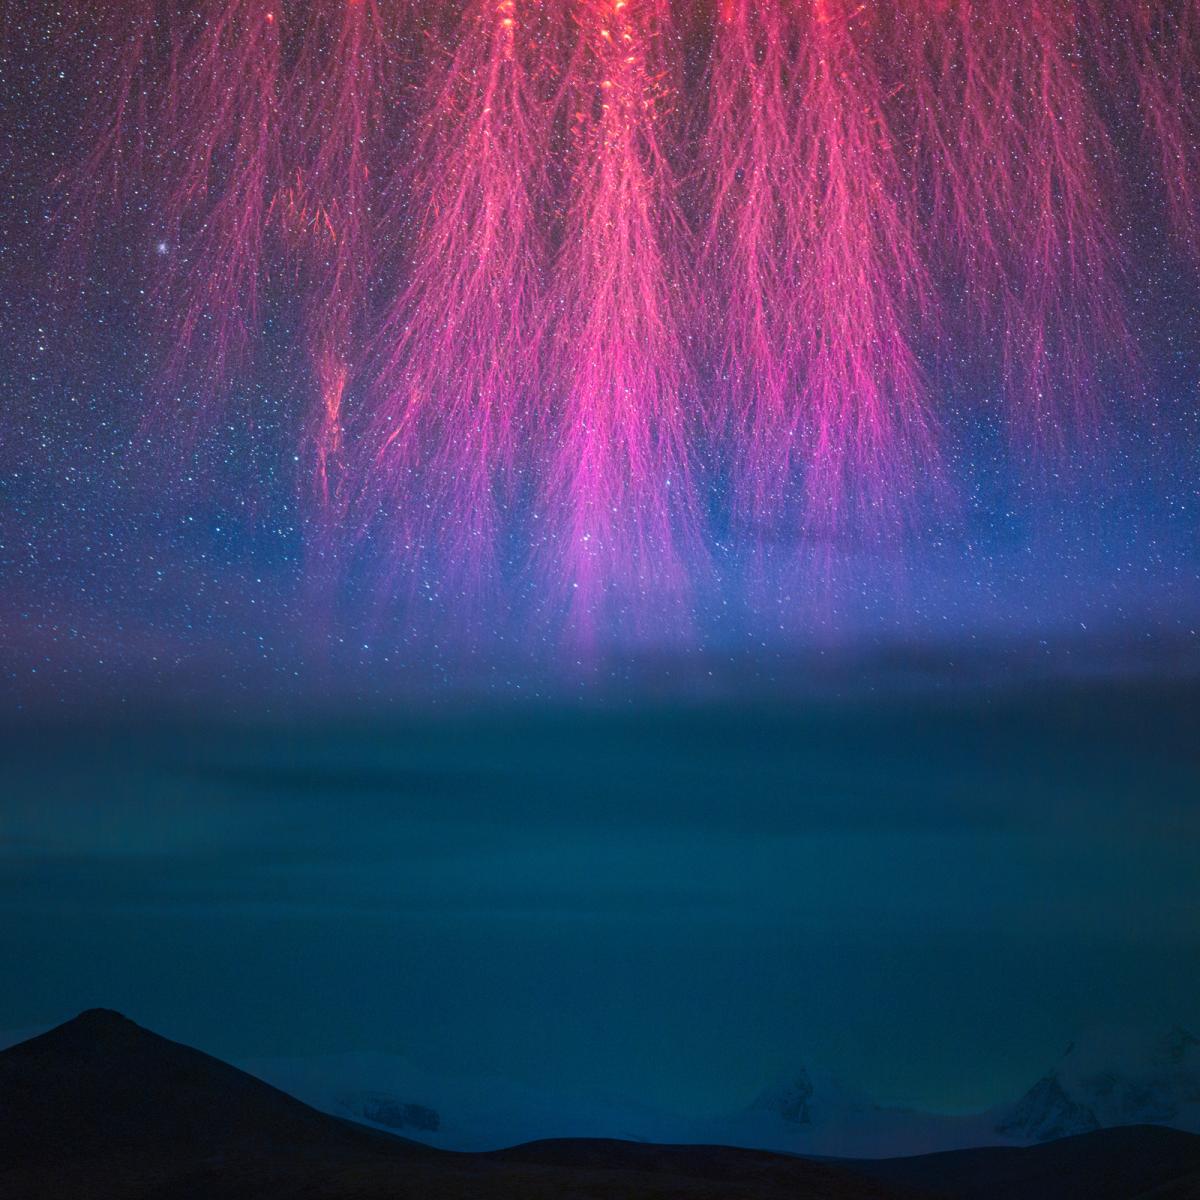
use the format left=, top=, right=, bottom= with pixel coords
left=42, top=0, right=1200, bottom=646
left=355, top=0, right=549, bottom=610
left=543, top=0, right=705, bottom=642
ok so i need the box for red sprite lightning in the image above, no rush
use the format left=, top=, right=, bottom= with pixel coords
left=53, top=0, right=1200, bottom=643
left=282, top=0, right=390, bottom=515
left=155, top=0, right=284, bottom=407
left=356, top=0, right=548, bottom=611
left=543, top=0, right=706, bottom=642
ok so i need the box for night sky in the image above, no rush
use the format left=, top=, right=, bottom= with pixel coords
left=1, top=0, right=1199, bottom=1140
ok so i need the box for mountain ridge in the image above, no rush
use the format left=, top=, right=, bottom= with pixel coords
left=4, top=1010, right=1200, bottom=1199
left=0, top=1011, right=928, bottom=1199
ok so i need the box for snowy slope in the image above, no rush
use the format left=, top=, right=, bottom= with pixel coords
left=245, top=1025, right=1200, bottom=1157
left=994, top=1027, right=1200, bottom=1143
left=243, top=1050, right=685, bottom=1150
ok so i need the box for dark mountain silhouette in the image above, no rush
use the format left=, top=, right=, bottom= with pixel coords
left=0, top=1008, right=423, bottom=1166
left=3, top=1010, right=1199, bottom=1199
left=0, top=1010, right=926, bottom=1199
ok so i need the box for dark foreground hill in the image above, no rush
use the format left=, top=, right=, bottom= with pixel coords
left=0, top=1010, right=923, bottom=1199
left=3, top=1011, right=1199, bottom=1200
left=842, top=1125, right=1200, bottom=1200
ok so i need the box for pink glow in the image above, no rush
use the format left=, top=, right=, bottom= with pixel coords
left=1131, top=0, right=1200, bottom=261
left=917, top=0, right=1130, bottom=437
left=283, top=0, right=391, bottom=517
left=701, top=0, right=796, bottom=532
left=156, top=0, right=284, bottom=406
left=788, top=0, right=937, bottom=537
left=51, top=0, right=1200, bottom=642
left=355, top=0, right=549, bottom=608
left=543, top=0, right=706, bottom=643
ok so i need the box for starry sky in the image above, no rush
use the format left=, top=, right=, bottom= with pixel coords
left=1, top=0, right=1199, bottom=1132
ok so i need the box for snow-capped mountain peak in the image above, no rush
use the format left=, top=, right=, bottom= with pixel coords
left=1153, top=1026, right=1199, bottom=1069
left=994, top=1072, right=1100, bottom=1143
left=747, top=1069, right=816, bottom=1126
left=995, top=1026, right=1200, bottom=1144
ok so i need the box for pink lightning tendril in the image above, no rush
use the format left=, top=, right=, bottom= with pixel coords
left=282, top=0, right=391, bottom=522
left=54, top=0, right=161, bottom=277
left=154, top=0, right=284, bottom=413
left=701, top=0, right=797, bottom=550
left=354, top=0, right=550, bottom=617
left=544, top=0, right=707, bottom=645
left=917, top=0, right=1132, bottom=440
left=45, top=0, right=1200, bottom=648
left=787, top=0, right=938, bottom=542
left=1130, top=0, right=1200, bottom=263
